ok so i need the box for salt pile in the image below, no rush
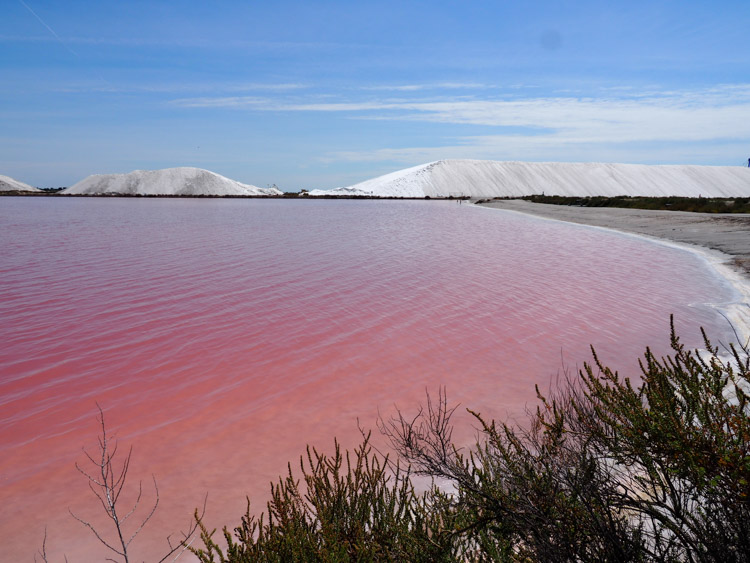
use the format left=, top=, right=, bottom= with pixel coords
left=63, top=167, right=282, bottom=196
left=311, top=160, right=750, bottom=198
left=0, top=174, right=39, bottom=192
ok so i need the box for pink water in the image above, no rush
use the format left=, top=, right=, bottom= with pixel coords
left=0, top=197, right=737, bottom=560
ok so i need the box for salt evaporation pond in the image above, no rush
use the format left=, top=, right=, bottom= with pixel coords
left=0, top=197, right=739, bottom=560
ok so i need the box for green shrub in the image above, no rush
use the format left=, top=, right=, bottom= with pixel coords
left=191, top=434, right=460, bottom=562
left=573, top=325, right=750, bottom=561
left=520, top=195, right=750, bottom=213
left=192, top=321, right=750, bottom=561
left=384, top=320, right=750, bottom=561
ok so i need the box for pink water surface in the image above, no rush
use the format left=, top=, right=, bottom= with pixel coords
left=0, top=197, right=737, bottom=560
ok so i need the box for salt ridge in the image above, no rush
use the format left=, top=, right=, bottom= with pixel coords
left=311, top=160, right=750, bottom=198
left=63, top=167, right=282, bottom=196
left=0, top=174, right=39, bottom=192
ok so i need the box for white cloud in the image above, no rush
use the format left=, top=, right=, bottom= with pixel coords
left=358, top=82, right=493, bottom=92
left=327, top=87, right=750, bottom=143
left=170, top=96, right=280, bottom=108
left=172, top=84, right=750, bottom=142
left=65, top=83, right=308, bottom=95
left=171, top=84, right=750, bottom=165
left=324, top=138, right=749, bottom=167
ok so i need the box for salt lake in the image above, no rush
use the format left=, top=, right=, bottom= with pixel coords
left=0, top=197, right=739, bottom=560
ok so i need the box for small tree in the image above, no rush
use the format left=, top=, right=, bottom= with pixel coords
left=39, top=405, right=202, bottom=562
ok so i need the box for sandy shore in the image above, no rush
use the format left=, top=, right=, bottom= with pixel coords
left=478, top=199, right=750, bottom=341
left=479, top=200, right=750, bottom=276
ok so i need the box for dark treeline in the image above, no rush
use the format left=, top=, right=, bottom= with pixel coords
left=519, top=194, right=750, bottom=213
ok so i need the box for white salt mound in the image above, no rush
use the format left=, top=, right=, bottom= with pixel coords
left=0, top=174, right=40, bottom=192
left=63, top=167, right=282, bottom=196
left=310, top=160, right=750, bottom=198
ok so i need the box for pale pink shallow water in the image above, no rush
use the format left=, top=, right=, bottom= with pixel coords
left=0, top=197, right=739, bottom=560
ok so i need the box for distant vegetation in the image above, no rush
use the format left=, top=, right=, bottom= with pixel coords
left=42, top=322, right=750, bottom=562
left=519, top=194, right=750, bottom=213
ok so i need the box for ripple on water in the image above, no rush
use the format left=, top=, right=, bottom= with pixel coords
left=0, top=197, right=739, bottom=560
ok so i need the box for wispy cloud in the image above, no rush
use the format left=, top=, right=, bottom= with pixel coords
left=171, top=85, right=750, bottom=148
left=17, top=0, right=78, bottom=57
left=171, top=96, right=286, bottom=109
left=324, top=137, right=748, bottom=168
left=358, top=82, right=494, bottom=92
left=58, top=82, right=308, bottom=95
left=308, top=85, right=750, bottom=167
left=172, top=98, right=408, bottom=111
left=372, top=96, right=750, bottom=143
left=0, top=32, right=358, bottom=52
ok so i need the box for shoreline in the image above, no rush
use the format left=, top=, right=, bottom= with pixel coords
left=477, top=199, right=750, bottom=345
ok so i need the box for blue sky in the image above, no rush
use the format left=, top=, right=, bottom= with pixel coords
left=2, top=0, right=750, bottom=190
